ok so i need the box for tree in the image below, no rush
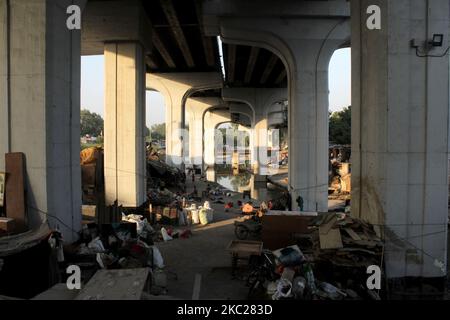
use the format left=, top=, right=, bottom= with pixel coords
left=150, top=123, right=166, bottom=140
left=329, top=106, right=351, bottom=145
left=80, top=109, right=103, bottom=137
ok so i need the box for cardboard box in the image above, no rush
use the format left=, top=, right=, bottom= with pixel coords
left=0, top=217, right=16, bottom=234
left=262, top=211, right=316, bottom=250
left=82, top=205, right=97, bottom=221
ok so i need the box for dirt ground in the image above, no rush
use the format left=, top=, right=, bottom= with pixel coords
left=156, top=174, right=253, bottom=299
left=156, top=173, right=348, bottom=300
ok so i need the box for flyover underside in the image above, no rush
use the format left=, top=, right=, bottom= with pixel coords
left=1, top=0, right=448, bottom=282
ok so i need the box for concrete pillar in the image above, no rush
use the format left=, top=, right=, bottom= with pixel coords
left=203, top=109, right=231, bottom=166
left=0, top=0, right=85, bottom=242
left=289, top=42, right=338, bottom=212
left=204, top=1, right=350, bottom=211
left=82, top=0, right=151, bottom=208
left=146, top=73, right=222, bottom=168
left=104, top=42, right=146, bottom=207
left=186, top=97, right=222, bottom=167
left=223, top=88, right=286, bottom=179
left=352, top=0, right=450, bottom=279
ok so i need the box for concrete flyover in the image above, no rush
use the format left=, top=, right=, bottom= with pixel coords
left=0, top=0, right=448, bottom=284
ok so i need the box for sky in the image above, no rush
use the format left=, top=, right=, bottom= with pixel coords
left=80, top=48, right=350, bottom=127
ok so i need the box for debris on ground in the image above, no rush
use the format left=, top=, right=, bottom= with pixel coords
left=235, top=211, right=384, bottom=300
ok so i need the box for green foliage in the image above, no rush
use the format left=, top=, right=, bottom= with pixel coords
left=150, top=123, right=166, bottom=140
left=329, top=106, right=351, bottom=145
left=80, top=109, right=103, bottom=137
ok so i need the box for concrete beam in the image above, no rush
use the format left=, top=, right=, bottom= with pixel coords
left=160, top=0, right=195, bottom=68
left=244, top=46, right=260, bottom=84
left=274, top=69, right=287, bottom=84
left=152, top=30, right=176, bottom=68
left=227, top=44, right=236, bottom=82
left=146, top=72, right=222, bottom=168
left=260, top=54, right=277, bottom=84
left=202, top=0, right=350, bottom=36
left=195, top=0, right=216, bottom=67
left=82, top=0, right=152, bottom=55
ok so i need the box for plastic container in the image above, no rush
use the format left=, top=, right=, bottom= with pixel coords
left=206, top=208, right=214, bottom=222
left=191, top=209, right=199, bottom=224
left=199, top=208, right=209, bottom=225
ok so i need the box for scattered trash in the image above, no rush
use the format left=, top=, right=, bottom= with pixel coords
left=160, top=227, right=172, bottom=242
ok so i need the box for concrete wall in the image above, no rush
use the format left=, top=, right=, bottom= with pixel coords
left=351, top=0, right=450, bottom=278
left=0, top=0, right=85, bottom=242
left=0, top=0, right=8, bottom=171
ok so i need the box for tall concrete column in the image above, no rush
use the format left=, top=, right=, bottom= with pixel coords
left=204, top=1, right=350, bottom=211
left=352, top=0, right=450, bottom=279
left=104, top=42, right=146, bottom=207
left=203, top=109, right=231, bottom=166
left=0, top=0, right=85, bottom=242
left=82, top=0, right=151, bottom=208
left=146, top=73, right=222, bottom=168
left=186, top=97, right=222, bottom=167
left=288, top=42, right=337, bottom=212
left=223, top=88, right=286, bottom=178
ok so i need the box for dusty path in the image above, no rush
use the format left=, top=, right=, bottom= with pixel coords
left=157, top=174, right=252, bottom=300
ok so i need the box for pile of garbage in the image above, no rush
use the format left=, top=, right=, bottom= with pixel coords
left=252, top=213, right=383, bottom=300
left=153, top=201, right=215, bottom=229
left=147, top=187, right=180, bottom=206
left=73, top=214, right=164, bottom=269
left=147, top=159, right=185, bottom=189
left=306, top=212, right=383, bottom=267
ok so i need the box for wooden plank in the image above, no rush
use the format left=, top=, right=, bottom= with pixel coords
left=343, top=227, right=362, bottom=241
left=227, top=240, right=262, bottom=255
left=0, top=218, right=15, bottom=235
left=319, top=215, right=337, bottom=235
left=319, top=227, right=343, bottom=249
left=75, top=268, right=149, bottom=300
left=5, top=153, right=27, bottom=233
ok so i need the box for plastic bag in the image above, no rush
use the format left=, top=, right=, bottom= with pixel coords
left=88, top=237, right=105, bottom=253
left=292, top=276, right=306, bottom=299
left=161, top=227, right=173, bottom=241
left=272, top=279, right=293, bottom=300
left=151, top=245, right=165, bottom=269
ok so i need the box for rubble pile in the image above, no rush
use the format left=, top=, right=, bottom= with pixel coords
left=147, top=159, right=185, bottom=189
left=246, top=213, right=384, bottom=300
